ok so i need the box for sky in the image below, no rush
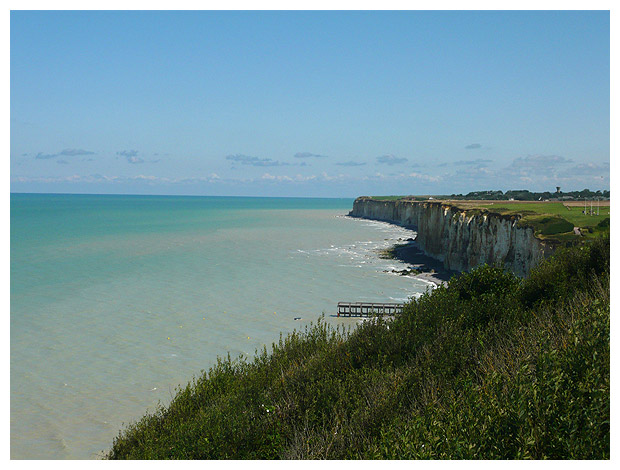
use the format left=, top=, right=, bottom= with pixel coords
left=10, top=10, right=610, bottom=197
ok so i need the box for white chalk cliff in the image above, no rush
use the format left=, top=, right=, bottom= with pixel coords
left=349, top=197, right=555, bottom=276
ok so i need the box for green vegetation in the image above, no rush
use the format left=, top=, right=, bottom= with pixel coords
left=368, top=196, right=610, bottom=242
left=371, top=195, right=413, bottom=201
left=449, top=189, right=610, bottom=201
left=478, top=202, right=609, bottom=229
left=516, top=214, right=575, bottom=236
left=378, top=247, right=397, bottom=259
left=371, top=189, right=610, bottom=202
left=107, top=238, right=609, bottom=459
left=474, top=202, right=608, bottom=241
left=371, top=195, right=432, bottom=202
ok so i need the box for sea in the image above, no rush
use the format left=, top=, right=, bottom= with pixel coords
left=10, top=193, right=432, bottom=459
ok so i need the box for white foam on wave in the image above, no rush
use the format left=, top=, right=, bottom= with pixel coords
left=415, top=276, right=440, bottom=290
left=291, top=217, right=427, bottom=304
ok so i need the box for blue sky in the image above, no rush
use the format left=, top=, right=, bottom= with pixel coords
left=10, top=10, right=610, bottom=197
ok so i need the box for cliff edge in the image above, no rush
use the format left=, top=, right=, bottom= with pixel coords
left=349, top=197, right=555, bottom=277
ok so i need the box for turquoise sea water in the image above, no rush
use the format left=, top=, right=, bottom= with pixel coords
left=11, top=193, right=431, bottom=459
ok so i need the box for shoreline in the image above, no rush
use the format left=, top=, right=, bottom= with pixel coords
left=344, top=214, right=458, bottom=287
left=382, top=239, right=458, bottom=287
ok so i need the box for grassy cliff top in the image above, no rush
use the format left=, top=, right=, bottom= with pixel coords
left=365, top=196, right=610, bottom=242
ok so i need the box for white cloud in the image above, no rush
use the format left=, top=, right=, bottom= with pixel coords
left=335, top=160, right=366, bottom=167
left=227, top=154, right=290, bottom=167
left=408, top=172, right=442, bottom=182
left=507, top=155, right=573, bottom=176
left=117, top=149, right=139, bottom=157
left=377, top=155, right=408, bottom=165
left=59, top=148, right=95, bottom=156
left=294, top=152, right=327, bottom=159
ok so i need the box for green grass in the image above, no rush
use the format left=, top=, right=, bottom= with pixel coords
left=371, top=195, right=431, bottom=201
left=367, top=196, right=610, bottom=242
left=475, top=202, right=609, bottom=242
left=371, top=195, right=410, bottom=200
left=477, top=202, right=610, bottom=230
left=515, top=214, right=574, bottom=236
left=106, top=238, right=609, bottom=460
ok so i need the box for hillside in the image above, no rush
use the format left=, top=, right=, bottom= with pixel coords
left=107, top=237, right=609, bottom=459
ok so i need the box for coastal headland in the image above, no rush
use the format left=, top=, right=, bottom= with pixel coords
left=349, top=196, right=610, bottom=277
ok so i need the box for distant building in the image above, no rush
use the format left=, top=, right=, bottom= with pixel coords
left=556, top=186, right=561, bottom=193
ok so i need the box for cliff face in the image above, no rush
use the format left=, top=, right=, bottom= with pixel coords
left=349, top=197, right=554, bottom=277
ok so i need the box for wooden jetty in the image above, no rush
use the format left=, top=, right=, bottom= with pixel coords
left=337, top=302, right=404, bottom=317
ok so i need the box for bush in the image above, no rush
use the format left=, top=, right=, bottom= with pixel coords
left=520, top=236, right=609, bottom=308
left=597, top=217, right=610, bottom=229
left=520, top=215, right=574, bottom=236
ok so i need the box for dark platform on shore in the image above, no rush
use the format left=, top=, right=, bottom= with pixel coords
left=337, top=302, right=404, bottom=317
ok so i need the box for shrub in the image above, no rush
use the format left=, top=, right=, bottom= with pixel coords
left=520, top=236, right=609, bottom=308
left=520, top=215, right=574, bottom=236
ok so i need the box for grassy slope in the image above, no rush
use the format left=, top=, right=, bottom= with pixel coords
left=107, top=238, right=609, bottom=459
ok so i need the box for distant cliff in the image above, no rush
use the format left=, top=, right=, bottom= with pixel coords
left=349, top=197, right=555, bottom=276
